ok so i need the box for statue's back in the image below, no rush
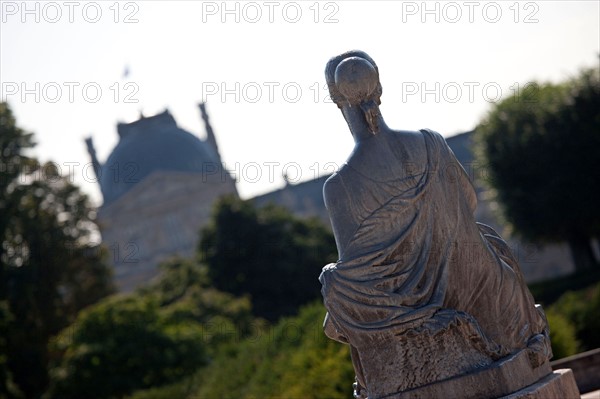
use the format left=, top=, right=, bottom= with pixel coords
left=318, top=50, right=575, bottom=399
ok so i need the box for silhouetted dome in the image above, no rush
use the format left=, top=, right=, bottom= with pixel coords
left=99, top=110, right=221, bottom=205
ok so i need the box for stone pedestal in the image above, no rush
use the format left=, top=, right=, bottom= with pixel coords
left=502, top=369, right=580, bottom=399
left=378, top=352, right=580, bottom=399
left=356, top=311, right=499, bottom=397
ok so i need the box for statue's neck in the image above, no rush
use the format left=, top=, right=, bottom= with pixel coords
left=341, top=105, right=387, bottom=143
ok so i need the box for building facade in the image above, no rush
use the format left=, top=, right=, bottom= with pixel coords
left=86, top=106, right=237, bottom=291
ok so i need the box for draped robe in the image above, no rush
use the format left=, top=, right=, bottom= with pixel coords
left=319, top=129, right=547, bottom=353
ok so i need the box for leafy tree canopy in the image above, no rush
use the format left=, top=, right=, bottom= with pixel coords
left=128, top=302, right=355, bottom=399
left=48, top=258, right=259, bottom=399
left=0, top=102, right=114, bottom=398
left=476, top=68, right=600, bottom=271
left=199, top=196, right=338, bottom=321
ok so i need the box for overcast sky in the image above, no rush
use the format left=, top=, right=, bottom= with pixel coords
left=2, top=0, right=598, bottom=204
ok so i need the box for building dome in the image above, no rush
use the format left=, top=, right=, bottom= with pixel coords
left=97, top=110, right=223, bottom=205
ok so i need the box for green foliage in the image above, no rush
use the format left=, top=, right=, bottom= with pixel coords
left=528, top=268, right=600, bottom=305
left=49, top=259, right=258, bottom=398
left=0, top=102, right=114, bottom=398
left=128, top=302, right=355, bottom=399
left=549, top=282, right=600, bottom=353
left=199, top=196, right=337, bottom=321
left=48, top=295, right=206, bottom=399
left=535, top=280, right=600, bottom=360
left=0, top=301, right=23, bottom=399
left=196, top=302, right=353, bottom=399
left=545, top=308, right=579, bottom=359
left=128, top=381, right=196, bottom=399
left=475, top=69, right=600, bottom=270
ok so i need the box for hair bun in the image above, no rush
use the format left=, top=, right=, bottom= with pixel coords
left=334, top=57, right=379, bottom=105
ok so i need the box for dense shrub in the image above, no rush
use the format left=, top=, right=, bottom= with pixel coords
left=549, top=282, right=600, bottom=355
left=545, top=308, right=580, bottom=359
left=48, top=259, right=257, bottom=399
left=129, top=302, right=355, bottom=399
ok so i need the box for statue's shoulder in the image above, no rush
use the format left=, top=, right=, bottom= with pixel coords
left=419, top=128, right=442, bottom=137
left=323, top=165, right=349, bottom=209
left=383, top=128, right=429, bottom=149
left=415, top=128, right=456, bottom=163
left=421, top=128, right=458, bottom=153
left=418, top=128, right=446, bottom=146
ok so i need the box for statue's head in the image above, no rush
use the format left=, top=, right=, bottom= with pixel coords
left=325, top=51, right=382, bottom=109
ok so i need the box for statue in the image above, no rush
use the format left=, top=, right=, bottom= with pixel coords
left=318, top=51, right=576, bottom=399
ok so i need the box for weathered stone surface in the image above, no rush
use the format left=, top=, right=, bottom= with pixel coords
left=501, top=369, right=580, bottom=399
left=358, top=310, right=498, bottom=397
left=551, top=348, right=600, bottom=394
left=386, top=349, right=553, bottom=399
left=319, top=50, right=560, bottom=398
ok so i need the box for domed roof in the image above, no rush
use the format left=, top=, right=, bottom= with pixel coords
left=98, top=110, right=223, bottom=205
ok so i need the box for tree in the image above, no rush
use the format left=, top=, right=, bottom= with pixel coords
left=199, top=196, right=338, bottom=321
left=48, top=258, right=257, bottom=398
left=48, top=294, right=206, bottom=399
left=128, top=302, right=355, bottom=399
left=0, top=102, right=114, bottom=398
left=191, top=302, right=355, bottom=399
left=476, top=68, right=600, bottom=271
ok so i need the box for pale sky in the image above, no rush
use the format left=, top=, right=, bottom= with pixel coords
left=2, top=0, right=599, bottom=205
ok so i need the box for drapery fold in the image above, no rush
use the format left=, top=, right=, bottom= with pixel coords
left=320, top=129, right=547, bottom=352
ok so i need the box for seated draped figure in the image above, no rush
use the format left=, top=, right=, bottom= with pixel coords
left=319, top=51, right=552, bottom=399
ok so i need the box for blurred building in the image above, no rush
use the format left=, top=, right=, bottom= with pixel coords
left=86, top=105, right=237, bottom=291
left=87, top=109, right=574, bottom=291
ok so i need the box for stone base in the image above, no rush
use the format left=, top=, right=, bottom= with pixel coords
left=383, top=349, right=552, bottom=399
left=501, top=369, right=581, bottom=399
left=357, top=310, right=504, bottom=398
